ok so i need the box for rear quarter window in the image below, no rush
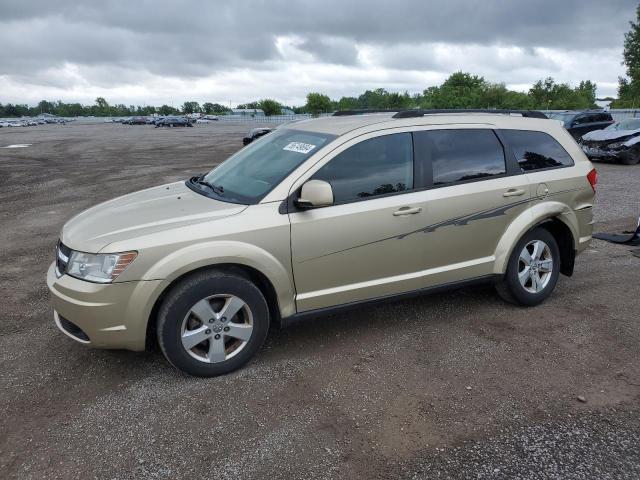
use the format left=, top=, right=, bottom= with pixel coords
left=501, top=130, right=574, bottom=172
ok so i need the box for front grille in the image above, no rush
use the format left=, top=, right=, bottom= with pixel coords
left=582, top=140, right=615, bottom=150
left=58, top=316, right=90, bottom=342
left=56, top=241, right=71, bottom=276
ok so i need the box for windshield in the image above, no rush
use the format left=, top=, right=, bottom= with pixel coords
left=198, top=128, right=335, bottom=204
left=548, top=113, right=575, bottom=124
left=606, top=118, right=640, bottom=131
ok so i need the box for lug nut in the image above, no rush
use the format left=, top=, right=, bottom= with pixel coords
left=214, top=334, right=221, bottom=340
left=205, top=329, right=211, bottom=334
left=208, top=319, right=214, bottom=324
left=221, top=317, right=227, bottom=322
left=223, top=326, right=230, bottom=332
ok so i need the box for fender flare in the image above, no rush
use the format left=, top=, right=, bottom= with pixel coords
left=493, top=201, right=578, bottom=275
left=141, top=240, right=296, bottom=317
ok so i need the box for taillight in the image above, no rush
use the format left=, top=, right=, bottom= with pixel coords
left=587, top=168, right=597, bottom=192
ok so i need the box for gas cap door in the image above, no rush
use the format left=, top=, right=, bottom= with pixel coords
left=536, top=182, right=549, bottom=199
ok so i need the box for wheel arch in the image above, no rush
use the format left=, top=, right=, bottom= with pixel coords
left=146, top=262, right=284, bottom=350
left=140, top=241, right=295, bottom=350
left=494, top=201, right=578, bottom=277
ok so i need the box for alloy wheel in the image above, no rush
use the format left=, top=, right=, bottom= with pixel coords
left=180, top=294, right=253, bottom=363
left=518, top=240, right=553, bottom=294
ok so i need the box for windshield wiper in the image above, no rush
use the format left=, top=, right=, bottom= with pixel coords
left=191, top=175, right=224, bottom=196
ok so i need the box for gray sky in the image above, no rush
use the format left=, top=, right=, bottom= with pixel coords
left=0, top=0, right=635, bottom=106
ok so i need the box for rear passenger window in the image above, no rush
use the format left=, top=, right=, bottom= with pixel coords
left=312, top=133, right=413, bottom=204
left=419, top=129, right=506, bottom=186
left=501, top=130, right=574, bottom=172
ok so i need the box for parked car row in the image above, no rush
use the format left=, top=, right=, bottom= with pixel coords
left=0, top=117, right=68, bottom=128
left=108, top=116, right=195, bottom=127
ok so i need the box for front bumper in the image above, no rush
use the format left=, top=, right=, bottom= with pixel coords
left=581, top=144, right=624, bottom=159
left=47, top=262, right=163, bottom=351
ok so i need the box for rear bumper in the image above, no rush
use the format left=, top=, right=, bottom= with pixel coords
left=47, top=262, right=162, bottom=351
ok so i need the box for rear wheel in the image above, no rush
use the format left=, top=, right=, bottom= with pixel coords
left=496, top=227, right=560, bottom=306
left=157, top=270, right=270, bottom=376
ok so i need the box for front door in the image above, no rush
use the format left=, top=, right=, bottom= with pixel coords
left=289, top=132, right=430, bottom=312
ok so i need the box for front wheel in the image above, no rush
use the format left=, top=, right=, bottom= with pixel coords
left=157, top=270, right=270, bottom=376
left=496, top=227, right=560, bottom=306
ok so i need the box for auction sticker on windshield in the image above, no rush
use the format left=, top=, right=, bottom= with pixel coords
left=283, top=142, right=316, bottom=154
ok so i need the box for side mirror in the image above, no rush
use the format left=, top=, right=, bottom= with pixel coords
left=296, top=180, right=334, bottom=208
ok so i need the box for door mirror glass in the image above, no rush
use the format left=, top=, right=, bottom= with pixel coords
left=296, top=180, right=334, bottom=208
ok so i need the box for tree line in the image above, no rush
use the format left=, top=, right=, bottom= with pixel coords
left=0, top=74, right=600, bottom=118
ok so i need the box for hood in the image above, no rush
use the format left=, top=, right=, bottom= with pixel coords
left=582, top=128, right=640, bottom=143
left=61, top=181, right=247, bottom=252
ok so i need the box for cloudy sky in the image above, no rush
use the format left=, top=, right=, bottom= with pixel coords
left=0, top=1, right=636, bottom=107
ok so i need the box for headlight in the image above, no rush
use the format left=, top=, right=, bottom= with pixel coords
left=607, top=141, right=628, bottom=150
left=66, top=251, right=137, bottom=283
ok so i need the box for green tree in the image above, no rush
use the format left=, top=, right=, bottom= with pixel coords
left=158, top=104, right=178, bottom=115
left=236, top=101, right=260, bottom=109
left=613, top=5, right=640, bottom=107
left=258, top=98, right=282, bottom=116
left=182, top=101, right=201, bottom=114
left=529, top=77, right=595, bottom=109
left=93, top=97, right=110, bottom=116
left=304, top=92, right=332, bottom=115
left=336, top=96, right=359, bottom=111
left=202, top=102, right=230, bottom=114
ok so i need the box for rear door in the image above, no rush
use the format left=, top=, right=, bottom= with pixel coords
left=410, top=128, right=531, bottom=285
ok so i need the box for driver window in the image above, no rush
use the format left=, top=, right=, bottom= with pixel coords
left=311, top=133, right=413, bottom=204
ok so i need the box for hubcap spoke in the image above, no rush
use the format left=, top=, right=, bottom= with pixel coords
left=225, top=323, right=253, bottom=341
left=208, top=336, right=226, bottom=362
left=181, top=326, right=210, bottom=350
left=189, top=299, right=217, bottom=323
left=218, top=296, right=246, bottom=321
left=530, top=241, right=543, bottom=261
left=520, top=249, right=532, bottom=266
left=518, top=266, right=531, bottom=286
left=531, top=271, right=542, bottom=292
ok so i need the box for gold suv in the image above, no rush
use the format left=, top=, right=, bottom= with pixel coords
left=47, top=110, right=597, bottom=376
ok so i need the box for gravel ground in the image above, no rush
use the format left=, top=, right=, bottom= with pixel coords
left=0, top=121, right=639, bottom=479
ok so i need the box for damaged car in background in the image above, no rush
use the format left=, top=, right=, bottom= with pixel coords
left=580, top=117, right=640, bottom=165
left=242, top=127, right=272, bottom=145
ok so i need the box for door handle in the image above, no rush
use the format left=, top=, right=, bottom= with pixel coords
left=393, top=207, right=422, bottom=216
left=503, top=189, right=526, bottom=198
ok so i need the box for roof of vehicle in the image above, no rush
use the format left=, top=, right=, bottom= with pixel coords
left=286, top=111, right=557, bottom=136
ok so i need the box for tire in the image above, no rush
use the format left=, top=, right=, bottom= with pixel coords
left=495, top=227, right=560, bottom=306
left=157, top=270, right=270, bottom=377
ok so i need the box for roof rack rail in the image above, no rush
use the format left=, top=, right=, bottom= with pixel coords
left=333, top=109, right=398, bottom=116
left=392, top=109, right=548, bottom=119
